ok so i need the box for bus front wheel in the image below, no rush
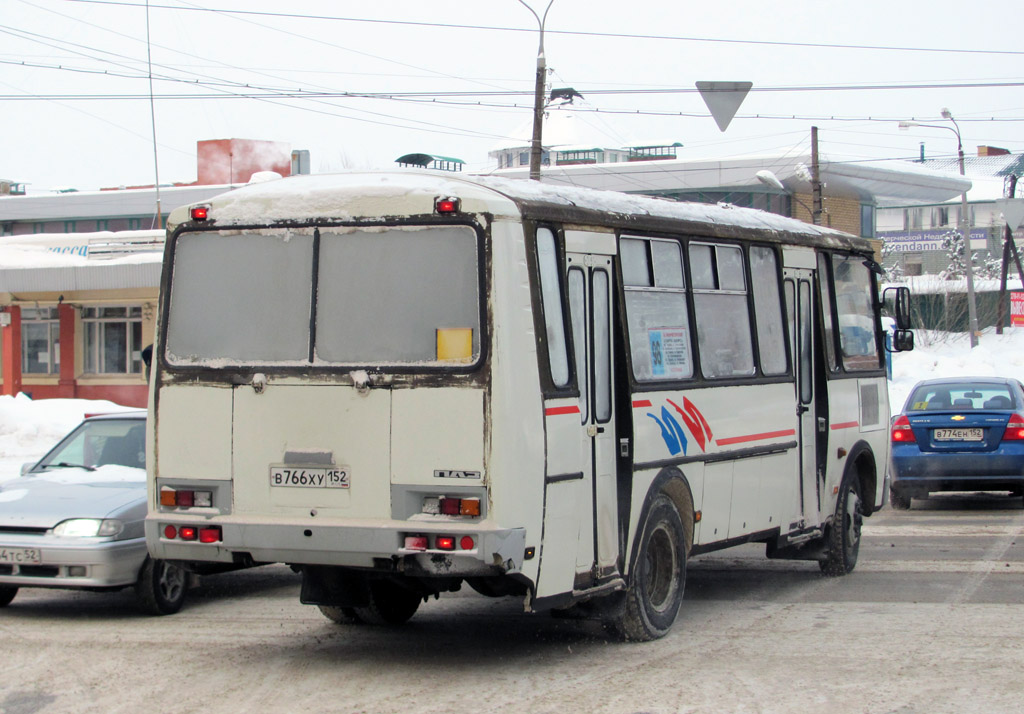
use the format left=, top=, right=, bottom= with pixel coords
left=604, top=494, right=686, bottom=642
left=820, top=474, right=863, bottom=576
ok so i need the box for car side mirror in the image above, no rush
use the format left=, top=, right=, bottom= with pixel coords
left=20, top=462, right=35, bottom=475
left=891, top=329, right=914, bottom=352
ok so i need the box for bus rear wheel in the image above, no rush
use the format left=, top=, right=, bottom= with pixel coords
left=604, top=494, right=686, bottom=642
left=353, top=580, right=421, bottom=625
left=318, top=605, right=363, bottom=624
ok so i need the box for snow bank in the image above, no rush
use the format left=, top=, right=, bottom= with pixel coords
left=0, top=394, right=138, bottom=482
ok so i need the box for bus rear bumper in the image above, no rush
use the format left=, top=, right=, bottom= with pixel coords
left=145, top=517, right=528, bottom=576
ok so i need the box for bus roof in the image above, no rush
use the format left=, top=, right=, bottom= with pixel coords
left=167, top=170, right=873, bottom=254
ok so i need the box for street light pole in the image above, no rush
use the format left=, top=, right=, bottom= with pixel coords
left=898, top=112, right=980, bottom=347
left=517, top=0, right=554, bottom=182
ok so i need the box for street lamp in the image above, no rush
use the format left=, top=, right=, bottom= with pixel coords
left=516, top=0, right=554, bottom=182
left=899, top=111, right=980, bottom=347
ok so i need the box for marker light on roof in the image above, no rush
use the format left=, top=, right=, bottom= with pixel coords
left=435, top=196, right=460, bottom=214
left=190, top=206, right=209, bottom=221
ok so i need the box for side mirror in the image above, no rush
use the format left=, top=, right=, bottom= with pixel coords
left=141, top=344, right=153, bottom=382
left=20, top=462, right=35, bottom=475
left=891, top=329, right=914, bottom=352
left=883, top=286, right=912, bottom=330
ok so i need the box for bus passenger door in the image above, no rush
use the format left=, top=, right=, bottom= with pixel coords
left=566, top=249, right=620, bottom=581
left=784, top=270, right=822, bottom=529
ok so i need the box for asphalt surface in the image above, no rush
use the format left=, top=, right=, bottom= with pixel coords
left=1, top=492, right=1022, bottom=714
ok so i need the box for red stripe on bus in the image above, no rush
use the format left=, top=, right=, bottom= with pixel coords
left=715, top=429, right=797, bottom=446
left=632, top=400, right=653, bottom=408
left=545, top=405, right=581, bottom=416
left=830, top=421, right=859, bottom=430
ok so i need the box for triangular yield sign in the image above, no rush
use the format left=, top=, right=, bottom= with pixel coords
left=995, top=198, right=1024, bottom=230
left=696, top=81, right=752, bottom=132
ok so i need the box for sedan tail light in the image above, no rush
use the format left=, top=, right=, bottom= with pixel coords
left=1003, top=413, right=1024, bottom=441
left=891, top=415, right=916, bottom=443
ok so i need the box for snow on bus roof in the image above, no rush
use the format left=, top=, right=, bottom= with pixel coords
left=178, top=170, right=856, bottom=244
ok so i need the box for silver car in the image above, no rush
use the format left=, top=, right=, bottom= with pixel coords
left=0, top=411, right=187, bottom=614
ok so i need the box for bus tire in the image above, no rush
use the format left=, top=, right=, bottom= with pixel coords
left=0, top=585, right=17, bottom=607
left=353, top=581, right=421, bottom=625
left=318, top=605, right=363, bottom=625
left=135, top=558, right=187, bottom=615
left=820, top=474, right=863, bottom=576
left=605, top=494, right=686, bottom=642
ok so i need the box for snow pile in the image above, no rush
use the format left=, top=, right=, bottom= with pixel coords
left=0, top=394, right=138, bottom=481
left=889, top=327, right=1024, bottom=411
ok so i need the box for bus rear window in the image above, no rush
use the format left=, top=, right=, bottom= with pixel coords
left=165, top=226, right=480, bottom=368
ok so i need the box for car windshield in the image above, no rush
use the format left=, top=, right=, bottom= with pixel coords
left=906, top=383, right=1016, bottom=411
left=34, top=418, right=146, bottom=471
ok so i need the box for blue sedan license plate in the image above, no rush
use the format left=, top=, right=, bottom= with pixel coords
left=934, top=428, right=983, bottom=441
left=269, top=467, right=350, bottom=489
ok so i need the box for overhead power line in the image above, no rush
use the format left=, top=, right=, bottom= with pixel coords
left=58, top=0, right=1024, bottom=57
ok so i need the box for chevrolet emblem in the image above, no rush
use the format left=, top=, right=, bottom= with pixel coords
left=951, top=415, right=966, bottom=421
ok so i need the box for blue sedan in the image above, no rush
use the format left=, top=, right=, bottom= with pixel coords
left=890, top=377, right=1024, bottom=509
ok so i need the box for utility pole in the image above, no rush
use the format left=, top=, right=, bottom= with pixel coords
left=517, top=0, right=554, bottom=182
left=810, top=126, right=823, bottom=225
left=996, top=175, right=1024, bottom=333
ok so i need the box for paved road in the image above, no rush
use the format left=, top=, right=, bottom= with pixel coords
left=1, top=493, right=1022, bottom=714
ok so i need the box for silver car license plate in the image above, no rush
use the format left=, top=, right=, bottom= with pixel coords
left=269, top=467, right=349, bottom=489
left=0, top=547, right=42, bottom=565
left=934, top=428, right=983, bottom=441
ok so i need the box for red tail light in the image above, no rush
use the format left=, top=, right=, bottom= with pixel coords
left=199, top=526, right=222, bottom=543
left=179, top=526, right=197, bottom=541
left=1003, top=413, right=1024, bottom=441
left=436, top=536, right=455, bottom=551
left=892, top=415, right=916, bottom=443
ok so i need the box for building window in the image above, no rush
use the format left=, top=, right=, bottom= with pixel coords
left=95, top=219, right=110, bottom=232
left=930, top=206, right=949, bottom=228
left=519, top=151, right=530, bottom=166
left=21, top=307, right=59, bottom=374
left=860, top=204, right=876, bottom=238
left=83, top=306, right=144, bottom=374
left=129, top=218, right=142, bottom=230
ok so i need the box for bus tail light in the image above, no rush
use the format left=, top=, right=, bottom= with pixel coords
left=199, top=526, right=222, bottom=543
left=422, top=496, right=481, bottom=517
left=460, top=536, right=475, bottom=550
left=891, top=415, right=916, bottom=443
left=190, top=206, right=209, bottom=221
left=404, top=535, right=428, bottom=551
left=160, top=488, right=212, bottom=508
left=1003, top=414, right=1024, bottom=441
left=179, top=526, right=197, bottom=541
left=436, top=536, right=456, bottom=551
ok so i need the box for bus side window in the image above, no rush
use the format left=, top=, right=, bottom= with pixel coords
left=816, top=253, right=839, bottom=372
left=536, top=227, right=571, bottom=388
left=690, top=242, right=755, bottom=379
left=748, top=245, right=787, bottom=376
left=620, top=236, right=693, bottom=382
left=831, top=254, right=881, bottom=370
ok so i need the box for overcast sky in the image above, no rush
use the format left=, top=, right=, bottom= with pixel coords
left=2, top=0, right=1022, bottom=191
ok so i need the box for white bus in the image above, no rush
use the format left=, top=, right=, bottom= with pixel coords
left=145, top=172, right=912, bottom=640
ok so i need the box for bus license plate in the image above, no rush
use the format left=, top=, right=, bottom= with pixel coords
left=934, top=428, right=983, bottom=442
left=0, top=547, right=41, bottom=565
left=269, top=467, right=350, bottom=489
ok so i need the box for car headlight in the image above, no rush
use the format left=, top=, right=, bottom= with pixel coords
left=52, top=519, right=124, bottom=537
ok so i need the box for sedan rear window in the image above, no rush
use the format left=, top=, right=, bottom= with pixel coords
left=906, top=384, right=1016, bottom=411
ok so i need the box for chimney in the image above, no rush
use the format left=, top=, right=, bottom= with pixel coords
left=977, top=145, right=1010, bottom=157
